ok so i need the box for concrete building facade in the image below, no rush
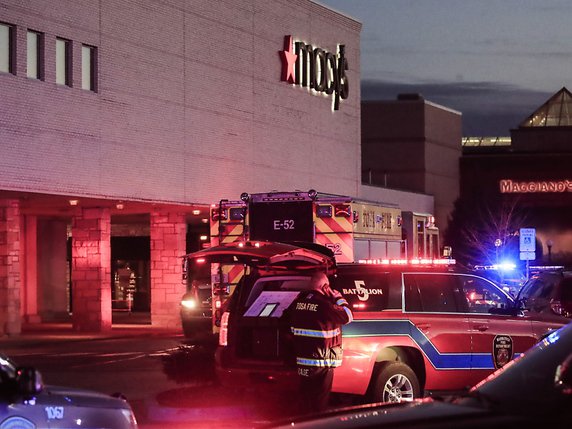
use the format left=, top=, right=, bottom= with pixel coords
left=0, top=0, right=364, bottom=334
left=0, top=0, right=438, bottom=334
left=361, top=94, right=462, bottom=241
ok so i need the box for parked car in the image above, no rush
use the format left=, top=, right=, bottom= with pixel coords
left=180, top=258, right=215, bottom=340
left=268, top=321, right=572, bottom=428
left=185, top=241, right=568, bottom=404
left=0, top=353, right=138, bottom=428
left=472, top=264, right=527, bottom=297
left=517, top=269, right=572, bottom=319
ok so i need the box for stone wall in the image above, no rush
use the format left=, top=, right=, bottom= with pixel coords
left=150, top=211, right=186, bottom=328
left=71, top=208, right=112, bottom=332
left=0, top=199, right=21, bottom=336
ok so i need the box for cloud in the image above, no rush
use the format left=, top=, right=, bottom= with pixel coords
left=361, top=79, right=554, bottom=136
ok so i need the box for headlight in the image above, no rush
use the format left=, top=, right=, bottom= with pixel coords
left=181, top=298, right=197, bottom=309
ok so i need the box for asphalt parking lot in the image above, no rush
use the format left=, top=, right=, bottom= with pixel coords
left=0, top=316, right=295, bottom=429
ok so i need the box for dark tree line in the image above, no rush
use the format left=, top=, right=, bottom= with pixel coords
left=444, top=194, right=528, bottom=268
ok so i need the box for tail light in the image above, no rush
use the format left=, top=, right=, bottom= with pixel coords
left=334, top=204, right=352, bottom=218
left=219, top=311, right=230, bottom=346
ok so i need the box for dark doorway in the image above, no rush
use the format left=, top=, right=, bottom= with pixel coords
left=111, top=236, right=151, bottom=312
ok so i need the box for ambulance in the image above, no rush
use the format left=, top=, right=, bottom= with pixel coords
left=180, top=190, right=439, bottom=338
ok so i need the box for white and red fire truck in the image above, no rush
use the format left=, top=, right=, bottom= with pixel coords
left=180, top=190, right=440, bottom=338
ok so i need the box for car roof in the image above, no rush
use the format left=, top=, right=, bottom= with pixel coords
left=336, top=262, right=463, bottom=274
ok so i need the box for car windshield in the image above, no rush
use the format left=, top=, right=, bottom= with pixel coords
left=517, top=272, right=562, bottom=301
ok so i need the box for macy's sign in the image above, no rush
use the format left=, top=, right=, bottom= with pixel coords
left=279, top=35, right=349, bottom=111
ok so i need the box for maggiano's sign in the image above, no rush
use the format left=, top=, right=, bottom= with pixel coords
left=500, top=179, right=572, bottom=193
left=279, top=35, right=349, bottom=111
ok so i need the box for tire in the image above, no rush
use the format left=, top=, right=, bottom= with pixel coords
left=369, top=362, right=421, bottom=403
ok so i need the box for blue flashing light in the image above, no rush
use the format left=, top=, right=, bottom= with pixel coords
left=493, top=261, right=516, bottom=272
left=543, top=330, right=560, bottom=346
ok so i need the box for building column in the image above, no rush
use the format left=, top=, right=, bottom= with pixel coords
left=0, top=200, right=22, bottom=336
left=38, top=219, right=69, bottom=320
left=21, top=215, right=41, bottom=323
left=150, top=211, right=186, bottom=328
left=71, top=208, right=112, bottom=332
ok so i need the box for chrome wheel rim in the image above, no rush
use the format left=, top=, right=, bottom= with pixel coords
left=382, top=374, right=415, bottom=403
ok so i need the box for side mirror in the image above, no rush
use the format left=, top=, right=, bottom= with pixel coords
left=16, top=367, right=44, bottom=397
left=513, top=298, right=527, bottom=312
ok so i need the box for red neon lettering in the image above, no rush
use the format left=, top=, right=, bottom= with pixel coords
left=500, top=179, right=572, bottom=193
left=499, top=180, right=512, bottom=193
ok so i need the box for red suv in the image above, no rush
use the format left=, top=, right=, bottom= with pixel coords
left=186, top=241, right=568, bottom=403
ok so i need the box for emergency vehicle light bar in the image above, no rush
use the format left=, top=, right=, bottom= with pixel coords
left=529, top=265, right=565, bottom=270
left=334, top=204, right=352, bottom=218
left=260, top=196, right=307, bottom=202
left=211, top=208, right=227, bottom=221
left=210, top=201, right=244, bottom=208
left=358, top=258, right=456, bottom=266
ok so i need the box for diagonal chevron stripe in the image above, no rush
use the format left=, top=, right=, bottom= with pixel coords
left=342, top=319, right=497, bottom=370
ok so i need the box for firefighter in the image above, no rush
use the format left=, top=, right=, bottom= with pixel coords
left=289, top=271, right=353, bottom=414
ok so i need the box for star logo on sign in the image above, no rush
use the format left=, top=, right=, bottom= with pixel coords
left=279, top=35, right=297, bottom=83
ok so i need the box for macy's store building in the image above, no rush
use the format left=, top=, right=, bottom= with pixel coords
left=0, top=0, right=367, bottom=334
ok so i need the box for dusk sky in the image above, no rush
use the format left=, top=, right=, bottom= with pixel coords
left=319, top=0, right=571, bottom=136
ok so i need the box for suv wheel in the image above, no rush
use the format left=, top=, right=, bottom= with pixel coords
left=370, top=362, right=420, bottom=403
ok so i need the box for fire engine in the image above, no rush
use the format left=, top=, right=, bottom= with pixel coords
left=210, top=190, right=440, bottom=260
left=180, top=190, right=440, bottom=338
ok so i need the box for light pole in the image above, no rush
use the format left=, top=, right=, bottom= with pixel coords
left=494, top=238, right=502, bottom=265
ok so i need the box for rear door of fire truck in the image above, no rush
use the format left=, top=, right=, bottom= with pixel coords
left=246, top=190, right=358, bottom=263
left=247, top=191, right=315, bottom=243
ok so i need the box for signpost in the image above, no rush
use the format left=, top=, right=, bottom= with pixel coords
left=519, top=228, right=536, bottom=279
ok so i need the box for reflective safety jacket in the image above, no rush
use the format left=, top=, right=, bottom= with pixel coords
left=290, top=290, right=353, bottom=368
